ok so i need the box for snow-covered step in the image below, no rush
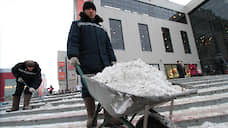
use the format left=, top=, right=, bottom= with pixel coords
left=0, top=98, right=84, bottom=111
left=0, top=108, right=142, bottom=127
left=162, top=103, right=228, bottom=128
left=0, top=103, right=85, bottom=118
left=0, top=110, right=101, bottom=127
left=197, top=85, right=228, bottom=96
left=27, top=94, right=81, bottom=105
left=156, top=92, right=228, bottom=112
left=185, top=78, right=228, bottom=85
left=0, top=115, right=143, bottom=128
left=187, top=121, right=228, bottom=128
left=3, top=92, right=81, bottom=108
left=188, top=81, right=228, bottom=89
left=173, top=79, right=228, bottom=89
left=182, top=85, right=228, bottom=99
left=170, top=76, right=228, bottom=86
left=32, top=91, right=81, bottom=100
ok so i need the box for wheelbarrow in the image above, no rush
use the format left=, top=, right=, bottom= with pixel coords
left=76, top=65, right=197, bottom=128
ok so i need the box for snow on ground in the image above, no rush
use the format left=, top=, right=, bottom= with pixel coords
left=161, top=102, right=228, bottom=119
left=0, top=110, right=86, bottom=122
left=0, top=121, right=89, bottom=128
left=188, top=122, right=228, bottom=128
left=92, top=59, right=183, bottom=97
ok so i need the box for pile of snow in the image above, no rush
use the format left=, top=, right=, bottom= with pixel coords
left=92, top=59, right=182, bottom=97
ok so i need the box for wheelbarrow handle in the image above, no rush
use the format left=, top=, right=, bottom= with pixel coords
left=75, top=65, right=89, bottom=89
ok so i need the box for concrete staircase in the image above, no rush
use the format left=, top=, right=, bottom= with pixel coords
left=166, top=74, right=228, bottom=128
left=1, top=75, right=228, bottom=128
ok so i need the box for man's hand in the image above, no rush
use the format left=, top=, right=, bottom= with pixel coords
left=29, top=88, right=36, bottom=93
left=111, top=61, right=116, bottom=65
left=17, top=77, right=24, bottom=83
left=70, top=57, right=80, bottom=67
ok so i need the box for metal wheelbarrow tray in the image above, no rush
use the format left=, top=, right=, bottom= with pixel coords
left=84, top=76, right=197, bottom=118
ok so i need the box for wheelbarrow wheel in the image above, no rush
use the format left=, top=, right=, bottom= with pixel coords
left=135, top=115, right=169, bottom=128
left=136, top=109, right=176, bottom=128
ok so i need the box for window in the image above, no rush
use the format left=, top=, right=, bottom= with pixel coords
left=101, top=0, right=187, bottom=24
left=138, top=23, right=152, bottom=51
left=164, top=64, right=179, bottom=79
left=181, top=31, right=191, bottom=54
left=109, top=19, right=125, bottom=50
left=162, top=27, right=174, bottom=52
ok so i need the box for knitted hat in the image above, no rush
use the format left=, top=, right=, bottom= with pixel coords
left=25, top=60, right=36, bottom=67
left=83, top=1, right=96, bottom=11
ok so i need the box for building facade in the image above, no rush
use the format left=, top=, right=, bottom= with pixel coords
left=58, top=0, right=210, bottom=91
left=188, top=0, right=228, bottom=75
left=75, top=0, right=200, bottom=77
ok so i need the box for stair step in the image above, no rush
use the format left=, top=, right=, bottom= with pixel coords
left=0, top=98, right=84, bottom=111
left=189, top=81, right=228, bottom=89
left=156, top=92, right=228, bottom=112
left=0, top=103, right=85, bottom=118
left=162, top=103, right=228, bottom=128
left=0, top=110, right=92, bottom=127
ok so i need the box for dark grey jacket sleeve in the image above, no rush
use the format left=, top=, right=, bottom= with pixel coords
left=67, top=21, right=81, bottom=59
left=105, top=32, right=117, bottom=62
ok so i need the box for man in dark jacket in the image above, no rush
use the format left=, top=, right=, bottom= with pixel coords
left=6, top=60, right=42, bottom=112
left=177, top=60, right=186, bottom=78
left=67, top=1, right=117, bottom=127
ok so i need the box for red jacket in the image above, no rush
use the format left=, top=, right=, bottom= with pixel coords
left=189, top=64, right=196, bottom=76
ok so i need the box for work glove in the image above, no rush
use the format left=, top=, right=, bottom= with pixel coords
left=111, top=61, right=116, bottom=65
left=17, top=77, right=24, bottom=83
left=29, top=87, right=36, bottom=93
left=70, top=57, right=80, bottom=67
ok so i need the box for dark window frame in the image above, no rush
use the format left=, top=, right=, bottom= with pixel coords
left=109, top=18, right=125, bottom=50
left=180, top=31, right=192, bottom=54
left=138, top=23, right=152, bottom=52
left=162, top=27, right=174, bottom=53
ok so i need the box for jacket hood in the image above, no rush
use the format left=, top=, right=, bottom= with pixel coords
left=79, top=12, right=103, bottom=24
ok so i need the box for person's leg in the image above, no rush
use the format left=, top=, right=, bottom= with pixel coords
left=84, top=97, right=96, bottom=127
left=6, top=82, right=24, bottom=112
left=81, top=78, right=97, bottom=127
left=23, top=87, right=33, bottom=110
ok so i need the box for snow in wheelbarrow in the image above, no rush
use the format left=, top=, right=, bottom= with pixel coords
left=84, top=59, right=197, bottom=118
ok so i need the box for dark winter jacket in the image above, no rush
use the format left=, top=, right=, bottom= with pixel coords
left=12, top=62, right=42, bottom=89
left=177, top=64, right=185, bottom=78
left=67, top=12, right=116, bottom=74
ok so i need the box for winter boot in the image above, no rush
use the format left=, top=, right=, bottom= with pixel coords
left=6, top=96, right=21, bottom=112
left=23, top=94, right=32, bottom=110
left=84, top=97, right=97, bottom=128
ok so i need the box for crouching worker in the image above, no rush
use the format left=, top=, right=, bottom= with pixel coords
left=6, top=60, right=42, bottom=112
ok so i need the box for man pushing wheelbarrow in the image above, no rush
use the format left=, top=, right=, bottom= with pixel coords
left=67, top=1, right=120, bottom=127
